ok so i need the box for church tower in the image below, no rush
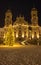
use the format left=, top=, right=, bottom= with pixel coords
left=31, top=8, right=38, bottom=26
left=31, top=8, right=39, bottom=39
left=5, top=9, right=12, bottom=27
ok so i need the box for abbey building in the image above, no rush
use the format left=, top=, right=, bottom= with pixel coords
left=0, top=8, right=41, bottom=45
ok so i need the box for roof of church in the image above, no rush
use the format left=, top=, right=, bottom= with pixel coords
left=13, top=16, right=28, bottom=25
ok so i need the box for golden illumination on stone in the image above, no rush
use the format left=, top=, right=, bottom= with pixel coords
left=32, top=34, right=34, bottom=38
left=16, top=33, right=18, bottom=38
left=22, top=32, right=24, bottom=38
left=37, top=34, right=39, bottom=39
left=0, top=44, right=24, bottom=48
left=0, top=8, right=40, bottom=46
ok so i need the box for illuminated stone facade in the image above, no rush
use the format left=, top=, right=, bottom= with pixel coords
left=0, top=8, right=41, bottom=44
left=31, top=8, right=39, bottom=39
left=5, top=10, right=12, bottom=27
left=13, top=16, right=28, bottom=42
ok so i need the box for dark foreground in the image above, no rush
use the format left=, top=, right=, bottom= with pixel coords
left=0, top=45, right=41, bottom=65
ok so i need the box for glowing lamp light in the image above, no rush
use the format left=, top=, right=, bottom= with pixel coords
left=32, top=34, right=34, bottom=38
left=22, top=33, right=24, bottom=38
left=37, top=34, right=39, bottom=39
left=13, top=45, right=21, bottom=47
left=16, top=33, right=18, bottom=38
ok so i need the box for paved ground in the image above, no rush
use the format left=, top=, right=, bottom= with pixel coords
left=0, top=45, right=41, bottom=65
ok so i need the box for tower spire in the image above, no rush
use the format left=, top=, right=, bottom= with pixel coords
left=31, top=7, right=38, bottom=26
left=5, top=9, right=12, bottom=27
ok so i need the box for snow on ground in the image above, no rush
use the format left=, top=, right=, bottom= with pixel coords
left=0, top=45, right=41, bottom=65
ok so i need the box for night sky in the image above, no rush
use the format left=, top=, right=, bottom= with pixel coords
left=0, top=0, right=41, bottom=27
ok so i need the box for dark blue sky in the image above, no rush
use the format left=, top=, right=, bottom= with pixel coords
left=0, top=0, right=41, bottom=27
